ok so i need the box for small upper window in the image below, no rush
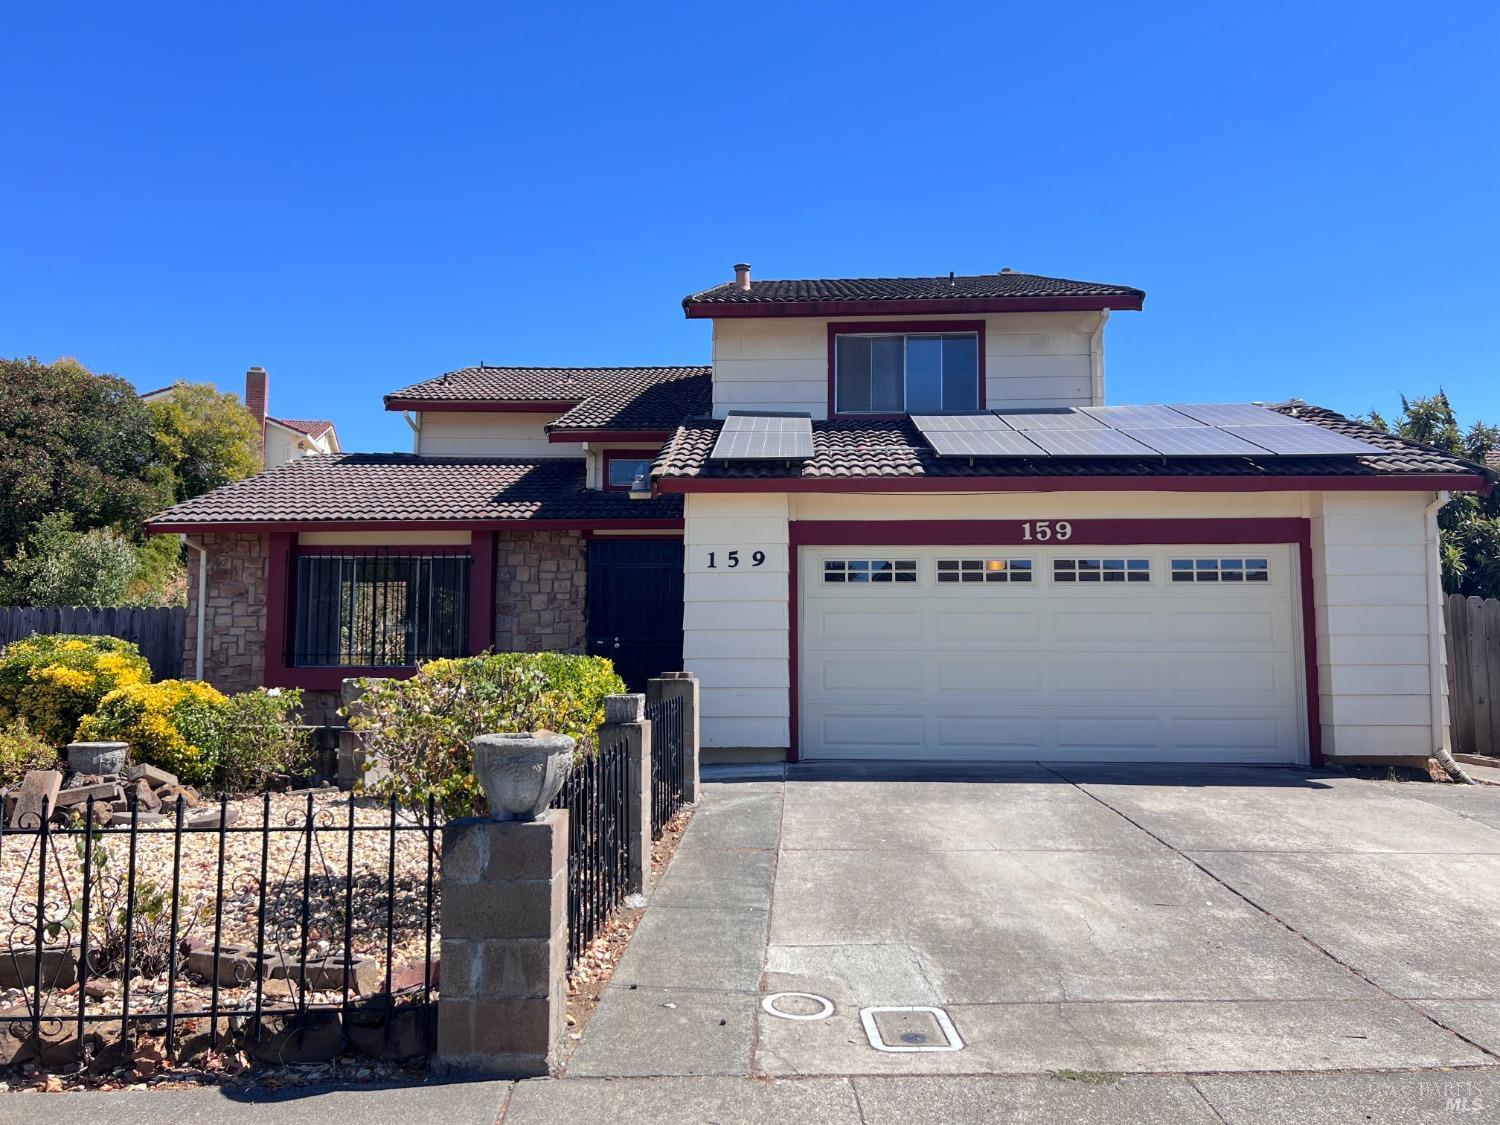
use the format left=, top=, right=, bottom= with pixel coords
left=1171, top=557, right=1270, bottom=583
left=835, top=332, right=979, bottom=414
left=604, top=455, right=654, bottom=491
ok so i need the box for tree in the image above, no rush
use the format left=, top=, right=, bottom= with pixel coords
left=147, top=381, right=262, bottom=505
left=0, top=357, right=167, bottom=553
left=0, top=513, right=138, bottom=606
left=1366, top=392, right=1500, bottom=599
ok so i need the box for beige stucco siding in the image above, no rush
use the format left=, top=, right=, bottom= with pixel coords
left=711, top=311, right=1103, bottom=419
left=415, top=411, right=583, bottom=457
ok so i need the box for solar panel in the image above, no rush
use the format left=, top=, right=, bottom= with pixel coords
left=709, top=411, right=815, bottom=461
left=1023, top=428, right=1159, bottom=457
left=1221, top=423, right=1385, bottom=456
left=1118, top=426, right=1271, bottom=457
left=991, top=409, right=1104, bottom=430
left=910, top=414, right=1012, bottom=432
left=1169, top=403, right=1303, bottom=427
left=921, top=428, right=1047, bottom=458
left=1082, top=405, right=1201, bottom=429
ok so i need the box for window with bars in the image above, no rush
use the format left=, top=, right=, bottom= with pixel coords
left=822, top=559, right=918, bottom=584
left=936, top=559, right=1033, bottom=583
left=1170, top=557, right=1270, bottom=583
left=289, top=549, right=471, bottom=667
left=1053, top=558, right=1151, bottom=583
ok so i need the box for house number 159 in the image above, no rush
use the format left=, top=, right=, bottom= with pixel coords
left=1022, top=520, right=1073, bottom=541
left=706, top=550, right=766, bottom=568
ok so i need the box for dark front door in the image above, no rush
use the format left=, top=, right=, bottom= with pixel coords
left=587, top=538, right=684, bottom=692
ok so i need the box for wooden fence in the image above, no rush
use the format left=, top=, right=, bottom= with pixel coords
left=1446, top=593, right=1500, bottom=758
left=0, top=606, right=186, bottom=679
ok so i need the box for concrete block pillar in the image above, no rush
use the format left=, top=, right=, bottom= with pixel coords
left=650, top=671, right=702, bottom=804
left=433, top=810, right=568, bottom=1078
left=601, top=693, right=651, bottom=894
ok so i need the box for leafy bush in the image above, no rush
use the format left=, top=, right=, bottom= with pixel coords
left=346, top=652, right=626, bottom=818
left=76, top=679, right=229, bottom=785
left=0, top=718, right=61, bottom=786
left=0, top=633, right=153, bottom=746
left=0, top=513, right=142, bottom=607
left=210, top=688, right=308, bottom=791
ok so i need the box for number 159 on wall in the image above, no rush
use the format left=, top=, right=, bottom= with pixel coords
left=705, top=550, right=766, bottom=568
left=1021, top=521, right=1073, bottom=541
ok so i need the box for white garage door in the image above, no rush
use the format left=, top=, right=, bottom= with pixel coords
left=799, top=545, right=1305, bottom=763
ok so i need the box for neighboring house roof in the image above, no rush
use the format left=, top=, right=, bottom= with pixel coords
left=138, top=384, right=178, bottom=400
left=267, top=417, right=336, bottom=441
left=682, top=271, right=1145, bottom=317
left=146, top=455, right=681, bottom=531
left=651, top=403, right=1491, bottom=489
left=384, top=363, right=711, bottom=418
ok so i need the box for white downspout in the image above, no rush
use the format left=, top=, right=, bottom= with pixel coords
left=1423, top=491, right=1473, bottom=782
left=181, top=535, right=208, bottom=682
left=403, top=410, right=421, bottom=454
left=1089, top=310, right=1110, bottom=405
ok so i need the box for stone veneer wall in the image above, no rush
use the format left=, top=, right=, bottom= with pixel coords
left=493, top=531, right=587, bottom=653
left=183, top=532, right=268, bottom=695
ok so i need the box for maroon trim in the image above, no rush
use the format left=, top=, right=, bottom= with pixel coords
left=263, top=530, right=500, bottom=690
left=826, top=320, right=987, bottom=418
left=151, top=518, right=685, bottom=534
left=684, top=295, right=1143, bottom=319
left=383, top=399, right=580, bottom=414
left=657, top=474, right=1486, bottom=496
left=547, top=429, right=671, bottom=444
left=601, top=449, right=659, bottom=492
left=291, top=544, right=472, bottom=557
left=785, top=518, right=1321, bottom=766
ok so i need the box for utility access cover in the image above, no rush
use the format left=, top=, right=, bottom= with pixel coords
left=860, top=1006, right=964, bottom=1053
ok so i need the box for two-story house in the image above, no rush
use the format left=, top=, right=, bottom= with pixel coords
left=146, top=265, right=1491, bottom=768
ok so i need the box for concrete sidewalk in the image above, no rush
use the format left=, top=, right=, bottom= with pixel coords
left=5, top=1069, right=1499, bottom=1123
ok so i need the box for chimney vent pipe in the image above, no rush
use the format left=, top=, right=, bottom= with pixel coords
left=734, top=262, right=752, bottom=290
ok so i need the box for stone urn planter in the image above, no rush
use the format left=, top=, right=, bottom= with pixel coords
left=66, top=741, right=128, bottom=776
left=470, top=732, right=576, bottom=821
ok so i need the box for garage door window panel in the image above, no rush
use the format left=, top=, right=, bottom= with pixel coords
left=1053, top=558, right=1151, bottom=584
left=1171, top=557, right=1270, bottom=583
left=823, top=559, right=918, bottom=584
left=937, top=559, right=1033, bottom=584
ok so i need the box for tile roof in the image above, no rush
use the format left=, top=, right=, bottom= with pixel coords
left=384, top=365, right=711, bottom=427
left=683, top=271, right=1144, bottom=310
left=268, top=417, right=335, bottom=440
left=652, top=403, right=1491, bottom=487
left=146, top=455, right=681, bottom=529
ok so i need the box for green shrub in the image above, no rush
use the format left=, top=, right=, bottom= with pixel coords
left=208, top=688, right=308, bottom=791
left=76, top=679, right=229, bottom=785
left=0, top=633, right=153, bottom=747
left=0, top=718, right=61, bottom=786
left=346, top=652, right=626, bottom=818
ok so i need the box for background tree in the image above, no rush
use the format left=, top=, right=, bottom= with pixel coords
left=0, top=513, right=139, bottom=606
left=1366, top=392, right=1500, bottom=599
left=0, top=356, right=166, bottom=552
left=147, top=381, right=261, bottom=504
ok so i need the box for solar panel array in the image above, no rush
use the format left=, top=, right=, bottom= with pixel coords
left=909, top=403, right=1389, bottom=460
left=709, top=411, right=815, bottom=461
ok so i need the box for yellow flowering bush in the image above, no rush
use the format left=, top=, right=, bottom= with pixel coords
left=0, top=634, right=152, bottom=747
left=77, top=679, right=229, bottom=784
left=0, top=719, right=61, bottom=787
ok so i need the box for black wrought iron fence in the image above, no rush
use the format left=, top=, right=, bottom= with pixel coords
left=647, top=694, right=685, bottom=839
left=0, top=792, right=439, bottom=1068
left=551, top=733, right=631, bottom=972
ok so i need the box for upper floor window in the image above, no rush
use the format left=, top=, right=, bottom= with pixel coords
left=834, top=330, right=981, bottom=414
left=604, top=453, right=654, bottom=491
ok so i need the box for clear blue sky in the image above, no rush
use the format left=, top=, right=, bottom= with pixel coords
left=4, top=2, right=1496, bottom=452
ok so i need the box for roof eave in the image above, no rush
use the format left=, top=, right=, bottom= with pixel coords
left=682, top=294, right=1144, bottom=319
left=653, top=471, right=1489, bottom=495
left=383, top=398, right=582, bottom=414
left=147, top=516, right=686, bottom=535
left=545, top=428, right=672, bottom=443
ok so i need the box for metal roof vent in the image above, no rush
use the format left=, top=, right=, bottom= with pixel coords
left=734, top=262, right=752, bottom=290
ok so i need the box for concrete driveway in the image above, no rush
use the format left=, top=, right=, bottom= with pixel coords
left=569, top=763, right=1500, bottom=1080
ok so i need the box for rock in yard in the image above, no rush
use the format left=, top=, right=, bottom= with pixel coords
left=66, top=741, right=128, bottom=776
left=187, top=804, right=241, bottom=830
left=54, top=780, right=123, bottom=808
left=247, top=1011, right=343, bottom=1064
left=157, top=784, right=200, bottom=808
left=187, top=944, right=260, bottom=987
left=133, top=778, right=161, bottom=811
left=9, top=769, right=62, bottom=829
left=0, top=942, right=80, bottom=990
left=129, top=763, right=179, bottom=789
left=346, top=1006, right=435, bottom=1061
left=270, top=954, right=380, bottom=994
